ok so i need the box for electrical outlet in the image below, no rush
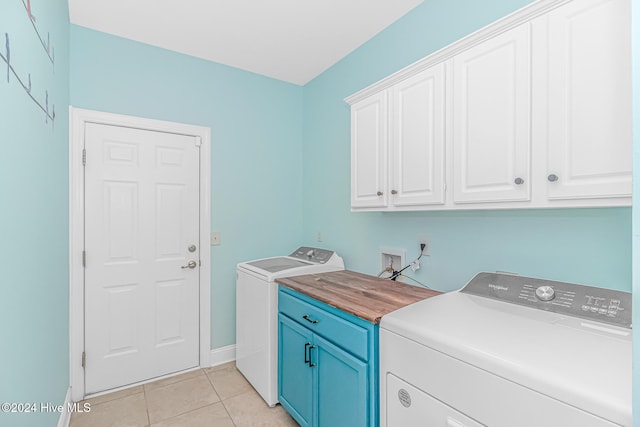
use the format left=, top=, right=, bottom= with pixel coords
left=420, top=239, right=429, bottom=255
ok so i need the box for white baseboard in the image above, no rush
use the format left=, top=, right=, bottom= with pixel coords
left=210, top=344, right=236, bottom=367
left=57, top=387, right=72, bottom=427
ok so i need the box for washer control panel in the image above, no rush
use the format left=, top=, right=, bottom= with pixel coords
left=461, top=272, right=632, bottom=328
left=289, top=246, right=335, bottom=264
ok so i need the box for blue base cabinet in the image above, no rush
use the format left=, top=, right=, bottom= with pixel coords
left=278, top=286, right=379, bottom=427
left=279, top=315, right=314, bottom=426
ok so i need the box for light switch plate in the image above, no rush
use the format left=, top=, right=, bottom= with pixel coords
left=211, top=231, right=220, bottom=246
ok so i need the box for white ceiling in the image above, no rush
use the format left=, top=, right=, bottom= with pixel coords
left=68, top=0, right=423, bottom=86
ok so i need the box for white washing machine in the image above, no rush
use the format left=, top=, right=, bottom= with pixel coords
left=380, top=272, right=632, bottom=427
left=236, top=247, right=344, bottom=406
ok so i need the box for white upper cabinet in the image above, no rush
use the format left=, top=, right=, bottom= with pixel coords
left=350, top=65, right=446, bottom=211
left=537, top=0, right=632, bottom=201
left=346, top=0, right=631, bottom=211
left=451, top=23, right=531, bottom=204
left=391, top=64, right=446, bottom=207
left=350, top=92, right=388, bottom=208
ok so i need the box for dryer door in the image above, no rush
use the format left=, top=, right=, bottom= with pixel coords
left=386, top=373, right=484, bottom=427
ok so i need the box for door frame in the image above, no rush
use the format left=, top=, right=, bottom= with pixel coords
left=69, top=107, right=211, bottom=401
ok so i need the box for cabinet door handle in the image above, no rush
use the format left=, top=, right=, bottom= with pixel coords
left=376, top=191, right=383, bottom=196
left=548, top=174, right=559, bottom=182
left=304, top=342, right=311, bottom=365
left=309, top=345, right=317, bottom=367
left=391, top=190, right=398, bottom=195
left=303, top=314, right=319, bottom=324
left=514, top=177, right=524, bottom=185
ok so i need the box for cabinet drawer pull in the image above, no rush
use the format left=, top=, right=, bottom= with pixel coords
left=391, top=190, right=398, bottom=195
left=304, top=342, right=311, bottom=365
left=309, top=345, right=317, bottom=367
left=303, top=314, right=319, bottom=324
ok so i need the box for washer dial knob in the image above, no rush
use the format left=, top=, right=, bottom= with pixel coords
left=535, top=285, right=555, bottom=302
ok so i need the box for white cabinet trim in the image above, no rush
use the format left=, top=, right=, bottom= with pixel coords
left=345, top=0, right=572, bottom=106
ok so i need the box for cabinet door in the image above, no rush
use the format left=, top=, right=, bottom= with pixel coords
left=314, top=334, right=368, bottom=427
left=543, top=0, right=631, bottom=200
left=351, top=92, right=388, bottom=208
left=278, top=314, right=314, bottom=427
left=451, top=23, right=531, bottom=203
left=390, top=64, right=446, bottom=206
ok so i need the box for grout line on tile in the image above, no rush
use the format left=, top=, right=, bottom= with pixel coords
left=205, top=368, right=230, bottom=404
left=219, top=396, right=239, bottom=427
left=153, top=402, right=233, bottom=427
left=143, top=368, right=205, bottom=392
left=143, top=383, right=151, bottom=427
left=205, top=369, right=224, bottom=404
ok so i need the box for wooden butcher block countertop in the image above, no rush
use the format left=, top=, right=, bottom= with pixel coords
left=276, top=270, right=442, bottom=324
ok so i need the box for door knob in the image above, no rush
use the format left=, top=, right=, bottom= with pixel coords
left=181, top=260, right=197, bottom=269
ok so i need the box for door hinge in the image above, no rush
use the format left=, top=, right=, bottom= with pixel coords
left=82, top=250, right=86, bottom=268
left=81, top=351, right=86, bottom=368
left=82, top=148, right=86, bottom=166
left=195, top=137, right=202, bottom=147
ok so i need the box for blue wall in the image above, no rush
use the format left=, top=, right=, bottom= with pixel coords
left=70, top=25, right=305, bottom=348
left=0, top=1, right=70, bottom=426
left=301, top=0, right=632, bottom=293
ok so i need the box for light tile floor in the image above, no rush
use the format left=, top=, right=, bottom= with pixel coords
left=70, top=363, right=299, bottom=427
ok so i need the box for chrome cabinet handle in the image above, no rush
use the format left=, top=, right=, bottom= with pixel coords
left=547, top=174, right=559, bottom=182
left=376, top=191, right=383, bottom=196
left=303, top=314, right=319, bottom=324
left=181, top=260, right=197, bottom=269
left=514, top=177, right=524, bottom=185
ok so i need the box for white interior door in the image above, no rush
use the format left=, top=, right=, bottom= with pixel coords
left=84, top=123, right=200, bottom=394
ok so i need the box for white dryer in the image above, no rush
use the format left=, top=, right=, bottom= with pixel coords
left=380, top=272, right=632, bottom=427
left=236, top=247, right=344, bottom=406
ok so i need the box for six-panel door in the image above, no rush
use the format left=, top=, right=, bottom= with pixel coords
left=84, top=123, right=200, bottom=394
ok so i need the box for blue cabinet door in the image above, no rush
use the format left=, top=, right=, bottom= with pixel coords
left=279, top=314, right=314, bottom=427
left=314, top=334, right=369, bottom=427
